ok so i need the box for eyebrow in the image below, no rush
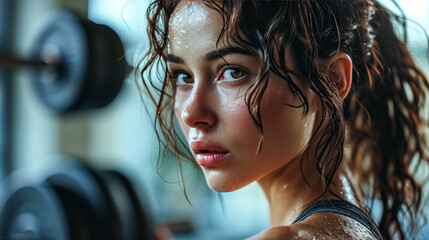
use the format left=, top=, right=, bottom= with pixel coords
left=166, top=46, right=255, bottom=64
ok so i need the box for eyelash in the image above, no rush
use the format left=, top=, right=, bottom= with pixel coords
left=169, top=65, right=249, bottom=87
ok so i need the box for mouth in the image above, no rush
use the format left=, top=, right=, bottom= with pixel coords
left=194, top=149, right=228, bottom=154
left=194, top=152, right=230, bottom=167
left=191, top=141, right=229, bottom=167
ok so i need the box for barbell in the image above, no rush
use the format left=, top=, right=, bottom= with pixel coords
left=0, top=10, right=129, bottom=113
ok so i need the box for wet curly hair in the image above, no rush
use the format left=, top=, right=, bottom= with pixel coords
left=139, top=0, right=429, bottom=239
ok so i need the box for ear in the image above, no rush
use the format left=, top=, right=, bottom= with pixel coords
left=324, top=53, right=353, bottom=100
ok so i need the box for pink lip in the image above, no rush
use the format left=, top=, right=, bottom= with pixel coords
left=191, top=140, right=229, bottom=167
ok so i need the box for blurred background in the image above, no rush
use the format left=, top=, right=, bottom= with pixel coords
left=0, top=0, right=428, bottom=239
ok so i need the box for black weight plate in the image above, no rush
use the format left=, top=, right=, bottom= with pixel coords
left=31, top=11, right=89, bottom=113
left=79, top=21, right=126, bottom=110
left=45, top=162, right=121, bottom=240
left=0, top=185, right=69, bottom=240
left=99, top=170, right=156, bottom=240
left=48, top=183, right=99, bottom=240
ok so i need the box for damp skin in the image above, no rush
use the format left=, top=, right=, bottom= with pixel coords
left=169, top=1, right=318, bottom=193
left=168, top=1, right=208, bottom=61
left=168, top=1, right=372, bottom=239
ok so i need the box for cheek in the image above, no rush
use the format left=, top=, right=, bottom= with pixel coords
left=225, top=101, right=251, bottom=122
left=262, top=103, right=314, bottom=145
left=174, top=99, right=189, bottom=139
left=221, top=100, right=261, bottom=148
left=258, top=80, right=317, bottom=159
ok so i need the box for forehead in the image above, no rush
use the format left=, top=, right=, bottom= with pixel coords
left=168, top=1, right=224, bottom=52
left=169, top=1, right=211, bottom=26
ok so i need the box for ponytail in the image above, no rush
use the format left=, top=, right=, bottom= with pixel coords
left=347, top=2, right=429, bottom=238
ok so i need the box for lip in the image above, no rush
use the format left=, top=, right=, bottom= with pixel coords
left=191, top=140, right=229, bottom=167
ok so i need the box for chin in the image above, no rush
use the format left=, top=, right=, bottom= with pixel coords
left=205, top=171, right=252, bottom=192
left=208, top=184, right=238, bottom=193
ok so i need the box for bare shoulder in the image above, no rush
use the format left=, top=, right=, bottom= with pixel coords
left=247, top=225, right=308, bottom=240
left=247, top=212, right=378, bottom=240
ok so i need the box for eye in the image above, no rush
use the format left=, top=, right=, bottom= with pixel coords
left=219, top=67, right=247, bottom=82
left=171, top=71, right=193, bottom=86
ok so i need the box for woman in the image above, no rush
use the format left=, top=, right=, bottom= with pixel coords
left=140, top=0, right=429, bottom=239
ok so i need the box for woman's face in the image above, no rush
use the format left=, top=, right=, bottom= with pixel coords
left=169, top=1, right=319, bottom=192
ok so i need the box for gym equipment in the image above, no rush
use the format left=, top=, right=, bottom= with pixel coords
left=0, top=10, right=128, bottom=113
left=0, top=186, right=69, bottom=240
left=0, top=8, right=155, bottom=240
left=0, top=158, right=156, bottom=240
left=99, top=170, right=154, bottom=240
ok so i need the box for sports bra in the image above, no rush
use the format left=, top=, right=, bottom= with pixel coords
left=292, top=200, right=384, bottom=240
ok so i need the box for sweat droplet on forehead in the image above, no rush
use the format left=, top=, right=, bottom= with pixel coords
left=167, top=1, right=223, bottom=57
left=169, top=1, right=209, bottom=30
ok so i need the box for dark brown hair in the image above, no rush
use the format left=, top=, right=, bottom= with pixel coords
left=139, top=0, right=429, bottom=239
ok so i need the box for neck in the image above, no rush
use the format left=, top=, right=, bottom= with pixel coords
left=257, top=155, right=347, bottom=226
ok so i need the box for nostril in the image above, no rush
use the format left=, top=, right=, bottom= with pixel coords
left=195, top=121, right=209, bottom=125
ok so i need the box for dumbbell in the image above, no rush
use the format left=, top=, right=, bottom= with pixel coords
left=0, top=10, right=128, bottom=113
left=0, top=157, right=155, bottom=240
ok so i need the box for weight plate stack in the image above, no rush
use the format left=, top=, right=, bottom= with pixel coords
left=0, top=185, right=69, bottom=240
left=0, top=157, right=156, bottom=240
left=31, top=11, right=126, bottom=113
left=44, top=162, right=120, bottom=240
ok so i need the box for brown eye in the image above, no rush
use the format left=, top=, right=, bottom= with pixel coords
left=175, top=72, right=193, bottom=85
left=230, top=69, right=244, bottom=78
left=222, top=68, right=246, bottom=81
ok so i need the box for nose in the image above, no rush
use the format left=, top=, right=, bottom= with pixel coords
left=180, top=83, right=217, bottom=129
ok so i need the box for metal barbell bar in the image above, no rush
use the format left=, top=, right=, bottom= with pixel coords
left=0, top=55, right=55, bottom=70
